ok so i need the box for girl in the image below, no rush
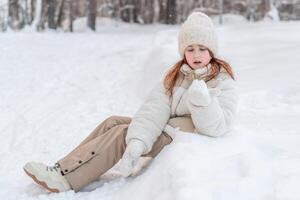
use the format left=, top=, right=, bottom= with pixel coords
left=23, top=11, right=238, bottom=193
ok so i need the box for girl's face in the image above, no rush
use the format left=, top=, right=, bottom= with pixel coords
left=184, top=44, right=212, bottom=69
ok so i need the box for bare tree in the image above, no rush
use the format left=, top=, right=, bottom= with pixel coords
left=166, top=0, right=176, bottom=24
left=29, top=0, right=36, bottom=24
left=4, top=0, right=300, bottom=32
left=37, top=0, right=49, bottom=30
left=8, top=0, right=25, bottom=30
left=48, top=0, right=58, bottom=29
left=158, top=0, right=167, bottom=23
left=132, top=0, right=155, bottom=24
left=49, top=0, right=56, bottom=28
left=87, top=0, right=97, bottom=30
left=143, top=0, right=155, bottom=24
left=60, top=0, right=73, bottom=31
left=119, top=0, right=130, bottom=22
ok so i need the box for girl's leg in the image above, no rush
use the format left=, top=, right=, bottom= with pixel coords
left=24, top=115, right=172, bottom=192
left=57, top=129, right=172, bottom=192
left=74, top=115, right=132, bottom=148
left=57, top=115, right=131, bottom=164
left=23, top=115, right=131, bottom=193
left=57, top=123, right=130, bottom=192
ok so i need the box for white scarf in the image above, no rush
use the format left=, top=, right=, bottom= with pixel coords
left=180, top=63, right=212, bottom=81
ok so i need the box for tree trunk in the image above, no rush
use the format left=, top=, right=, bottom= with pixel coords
left=119, top=0, right=128, bottom=22
left=143, top=0, right=154, bottom=24
left=8, top=0, right=24, bottom=30
left=87, top=0, right=97, bottom=31
left=158, top=0, right=167, bottom=23
left=37, top=0, right=49, bottom=30
left=153, top=0, right=160, bottom=23
left=132, top=0, right=139, bottom=23
left=166, top=0, right=176, bottom=24
left=30, top=0, right=36, bottom=24
left=59, top=0, right=72, bottom=31
left=48, top=0, right=56, bottom=29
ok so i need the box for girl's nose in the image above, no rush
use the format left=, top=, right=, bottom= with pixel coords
left=194, top=51, right=201, bottom=57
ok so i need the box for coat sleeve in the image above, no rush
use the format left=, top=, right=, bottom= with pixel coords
left=125, top=81, right=171, bottom=154
left=187, top=76, right=239, bottom=137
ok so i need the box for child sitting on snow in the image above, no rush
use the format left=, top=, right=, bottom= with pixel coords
left=23, top=11, right=238, bottom=193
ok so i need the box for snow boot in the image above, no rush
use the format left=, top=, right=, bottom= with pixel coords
left=23, top=161, right=71, bottom=193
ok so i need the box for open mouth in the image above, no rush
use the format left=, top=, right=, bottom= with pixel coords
left=193, top=61, right=202, bottom=64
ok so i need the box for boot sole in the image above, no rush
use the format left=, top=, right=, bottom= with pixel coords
left=23, top=168, right=60, bottom=193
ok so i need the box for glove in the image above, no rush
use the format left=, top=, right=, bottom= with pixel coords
left=119, top=139, right=147, bottom=177
left=187, top=79, right=221, bottom=106
left=163, top=124, right=180, bottom=139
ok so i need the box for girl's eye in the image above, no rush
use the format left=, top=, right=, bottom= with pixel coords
left=199, top=48, right=207, bottom=51
left=187, top=49, right=194, bottom=52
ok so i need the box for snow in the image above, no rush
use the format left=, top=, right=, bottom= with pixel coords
left=264, top=3, right=280, bottom=21
left=1, top=18, right=300, bottom=200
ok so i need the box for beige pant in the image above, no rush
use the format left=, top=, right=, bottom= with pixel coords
left=57, top=115, right=173, bottom=192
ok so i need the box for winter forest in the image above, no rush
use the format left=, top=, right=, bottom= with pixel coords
left=0, top=0, right=300, bottom=31
left=1, top=0, right=300, bottom=199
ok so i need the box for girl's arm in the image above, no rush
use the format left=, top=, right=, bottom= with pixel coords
left=187, top=77, right=239, bottom=137
left=125, top=81, right=171, bottom=154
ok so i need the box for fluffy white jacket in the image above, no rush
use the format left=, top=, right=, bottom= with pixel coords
left=125, top=64, right=239, bottom=154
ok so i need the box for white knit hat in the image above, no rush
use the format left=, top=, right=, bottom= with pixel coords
left=178, top=12, right=218, bottom=58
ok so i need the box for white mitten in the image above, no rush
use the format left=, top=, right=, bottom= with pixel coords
left=119, top=139, right=147, bottom=177
left=187, top=79, right=221, bottom=106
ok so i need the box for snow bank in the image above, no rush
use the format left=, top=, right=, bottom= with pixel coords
left=1, top=20, right=300, bottom=200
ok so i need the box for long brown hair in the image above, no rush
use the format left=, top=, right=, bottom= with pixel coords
left=163, top=50, right=235, bottom=96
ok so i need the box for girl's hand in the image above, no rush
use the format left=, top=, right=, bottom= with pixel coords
left=187, top=79, right=221, bottom=106
left=119, top=139, right=146, bottom=177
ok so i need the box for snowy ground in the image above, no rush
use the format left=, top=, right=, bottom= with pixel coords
left=1, top=19, right=300, bottom=200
